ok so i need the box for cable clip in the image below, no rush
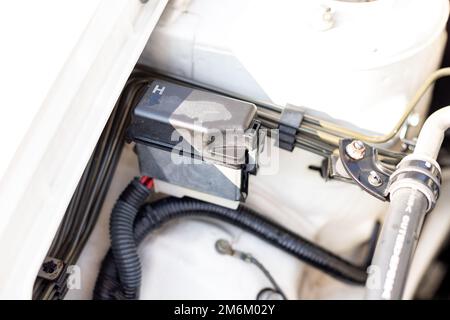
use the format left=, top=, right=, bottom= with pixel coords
left=277, top=105, right=304, bottom=152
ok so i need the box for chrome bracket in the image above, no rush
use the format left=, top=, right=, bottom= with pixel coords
left=338, top=139, right=394, bottom=201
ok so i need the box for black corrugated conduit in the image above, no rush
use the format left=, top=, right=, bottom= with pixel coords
left=94, top=187, right=368, bottom=300
left=108, top=177, right=152, bottom=299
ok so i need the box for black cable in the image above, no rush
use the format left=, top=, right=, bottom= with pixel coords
left=363, top=221, right=381, bottom=268
left=94, top=196, right=368, bottom=300
left=256, top=288, right=285, bottom=300
left=247, top=255, right=287, bottom=300
left=215, top=239, right=287, bottom=299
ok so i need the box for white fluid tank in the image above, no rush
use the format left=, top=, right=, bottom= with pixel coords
left=141, top=0, right=449, bottom=135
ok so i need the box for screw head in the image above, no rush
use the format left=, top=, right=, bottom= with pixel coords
left=345, top=140, right=366, bottom=160
left=368, top=170, right=383, bottom=187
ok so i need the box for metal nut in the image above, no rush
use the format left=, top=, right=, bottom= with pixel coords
left=345, top=140, right=366, bottom=160
left=368, top=170, right=383, bottom=187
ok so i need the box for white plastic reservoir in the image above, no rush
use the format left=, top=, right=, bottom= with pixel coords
left=141, top=0, right=449, bottom=135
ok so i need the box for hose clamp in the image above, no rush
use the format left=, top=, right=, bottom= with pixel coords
left=388, top=155, right=441, bottom=212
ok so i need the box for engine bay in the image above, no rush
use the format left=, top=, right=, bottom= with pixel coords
left=3, top=0, right=450, bottom=301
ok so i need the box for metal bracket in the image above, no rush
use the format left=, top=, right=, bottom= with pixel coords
left=339, top=139, right=394, bottom=201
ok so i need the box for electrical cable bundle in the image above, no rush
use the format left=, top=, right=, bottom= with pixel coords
left=94, top=184, right=369, bottom=300
left=32, top=71, right=152, bottom=300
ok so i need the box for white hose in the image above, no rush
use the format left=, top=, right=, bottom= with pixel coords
left=414, top=106, right=450, bottom=160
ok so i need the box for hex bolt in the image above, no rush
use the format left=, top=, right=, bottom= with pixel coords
left=368, top=170, right=383, bottom=187
left=345, top=140, right=366, bottom=160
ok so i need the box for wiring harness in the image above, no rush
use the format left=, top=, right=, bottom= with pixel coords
left=94, top=181, right=369, bottom=300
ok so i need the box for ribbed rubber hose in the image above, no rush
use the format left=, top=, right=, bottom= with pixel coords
left=94, top=197, right=367, bottom=299
left=109, top=178, right=150, bottom=299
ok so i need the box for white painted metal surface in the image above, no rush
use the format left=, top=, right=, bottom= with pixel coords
left=0, top=0, right=167, bottom=299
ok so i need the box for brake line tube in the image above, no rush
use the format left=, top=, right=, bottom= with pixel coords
left=314, top=68, right=450, bottom=144
left=257, top=68, right=450, bottom=145
left=365, top=106, right=450, bottom=300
